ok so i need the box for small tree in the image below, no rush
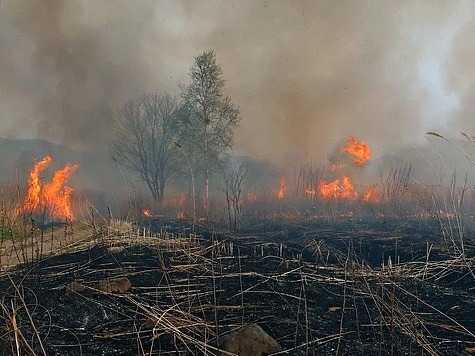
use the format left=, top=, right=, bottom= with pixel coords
left=182, top=50, right=240, bottom=211
left=112, top=92, right=183, bottom=202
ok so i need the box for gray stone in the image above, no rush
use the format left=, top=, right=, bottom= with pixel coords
left=215, top=323, right=282, bottom=355
left=97, top=277, right=132, bottom=293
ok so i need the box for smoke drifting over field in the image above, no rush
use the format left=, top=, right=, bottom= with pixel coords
left=0, top=1, right=474, bottom=168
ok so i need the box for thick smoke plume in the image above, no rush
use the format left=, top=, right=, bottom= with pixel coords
left=0, top=0, right=167, bottom=152
left=1, top=1, right=474, bottom=170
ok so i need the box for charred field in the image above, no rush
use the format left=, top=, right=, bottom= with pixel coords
left=1, top=216, right=474, bottom=355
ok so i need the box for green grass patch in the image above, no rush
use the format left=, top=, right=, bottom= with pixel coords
left=0, top=227, right=13, bottom=240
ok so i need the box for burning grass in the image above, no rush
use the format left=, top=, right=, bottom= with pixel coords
left=18, top=155, right=78, bottom=221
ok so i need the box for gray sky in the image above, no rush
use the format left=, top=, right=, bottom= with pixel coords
left=1, top=0, right=473, bottom=168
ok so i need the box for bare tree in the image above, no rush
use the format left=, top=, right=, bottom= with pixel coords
left=112, top=92, right=183, bottom=202
left=224, top=164, right=248, bottom=232
left=182, top=50, right=240, bottom=212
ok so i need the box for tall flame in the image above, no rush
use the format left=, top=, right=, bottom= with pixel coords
left=277, top=176, right=287, bottom=200
left=20, top=156, right=78, bottom=220
left=22, top=155, right=53, bottom=213
left=340, top=136, right=371, bottom=166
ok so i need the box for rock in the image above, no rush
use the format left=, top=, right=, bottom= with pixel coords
left=65, top=281, right=85, bottom=293
left=97, top=277, right=132, bottom=293
left=215, top=323, right=282, bottom=356
left=107, top=246, right=124, bottom=254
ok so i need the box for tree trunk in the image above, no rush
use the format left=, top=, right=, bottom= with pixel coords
left=204, top=126, right=209, bottom=215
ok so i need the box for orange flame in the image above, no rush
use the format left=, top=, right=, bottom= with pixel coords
left=363, top=186, right=380, bottom=203
left=177, top=211, right=185, bottom=219
left=318, top=176, right=358, bottom=200
left=340, top=136, right=371, bottom=166
left=22, top=155, right=52, bottom=213
left=20, top=156, right=78, bottom=220
left=277, top=176, right=287, bottom=200
left=143, top=209, right=152, bottom=217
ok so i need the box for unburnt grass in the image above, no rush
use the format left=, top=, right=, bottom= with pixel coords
left=0, top=217, right=474, bottom=355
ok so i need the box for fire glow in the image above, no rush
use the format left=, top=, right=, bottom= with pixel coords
left=318, top=177, right=358, bottom=201
left=363, top=185, right=380, bottom=203
left=318, top=136, right=374, bottom=201
left=277, top=176, right=287, bottom=200
left=297, top=136, right=378, bottom=202
left=340, top=136, right=371, bottom=166
left=19, top=155, right=78, bottom=220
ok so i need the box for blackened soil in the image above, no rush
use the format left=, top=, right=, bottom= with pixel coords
left=1, top=217, right=474, bottom=355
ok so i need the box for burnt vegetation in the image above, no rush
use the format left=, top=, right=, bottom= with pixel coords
left=1, top=49, right=475, bottom=355
left=1, top=132, right=475, bottom=356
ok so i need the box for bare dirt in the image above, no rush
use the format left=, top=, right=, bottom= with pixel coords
left=1, top=217, right=474, bottom=355
left=0, top=221, right=96, bottom=269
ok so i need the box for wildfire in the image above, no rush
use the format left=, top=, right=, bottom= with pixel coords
left=363, top=186, right=380, bottom=203
left=19, top=156, right=78, bottom=220
left=318, top=176, right=358, bottom=200
left=143, top=209, right=152, bottom=217
left=277, top=176, right=287, bottom=200
left=315, top=136, right=372, bottom=201
left=22, top=155, right=53, bottom=213
left=340, top=136, right=371, bottom=166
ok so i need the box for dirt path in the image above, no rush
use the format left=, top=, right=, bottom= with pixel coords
left=0, top=221, right=97, bottom=269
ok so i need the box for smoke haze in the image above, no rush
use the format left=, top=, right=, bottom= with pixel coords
left=1, top=0, right=474, bottom=169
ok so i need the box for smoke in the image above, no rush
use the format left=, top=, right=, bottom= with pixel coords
left=1, top=1, right=474, bottom=170
left=0, top=0, right=175, bottom=151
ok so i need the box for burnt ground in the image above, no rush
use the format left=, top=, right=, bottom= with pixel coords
left=1, top=217, right=475, bottom=355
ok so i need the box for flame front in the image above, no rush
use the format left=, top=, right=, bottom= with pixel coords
left=340, top=136, right=370, bottom=166
left=318, top=176, right=358, bottom=200
left=19, top=156, right=78, bottom=220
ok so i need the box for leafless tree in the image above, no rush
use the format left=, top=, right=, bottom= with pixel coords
left=112, top=92, right=184, bottom=202
left=181, top=50, right=240, bottom=212
left=224, top=164, right=248, bottom=232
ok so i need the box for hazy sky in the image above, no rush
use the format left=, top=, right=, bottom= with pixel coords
left=1, top=0, right=474, bottom=168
